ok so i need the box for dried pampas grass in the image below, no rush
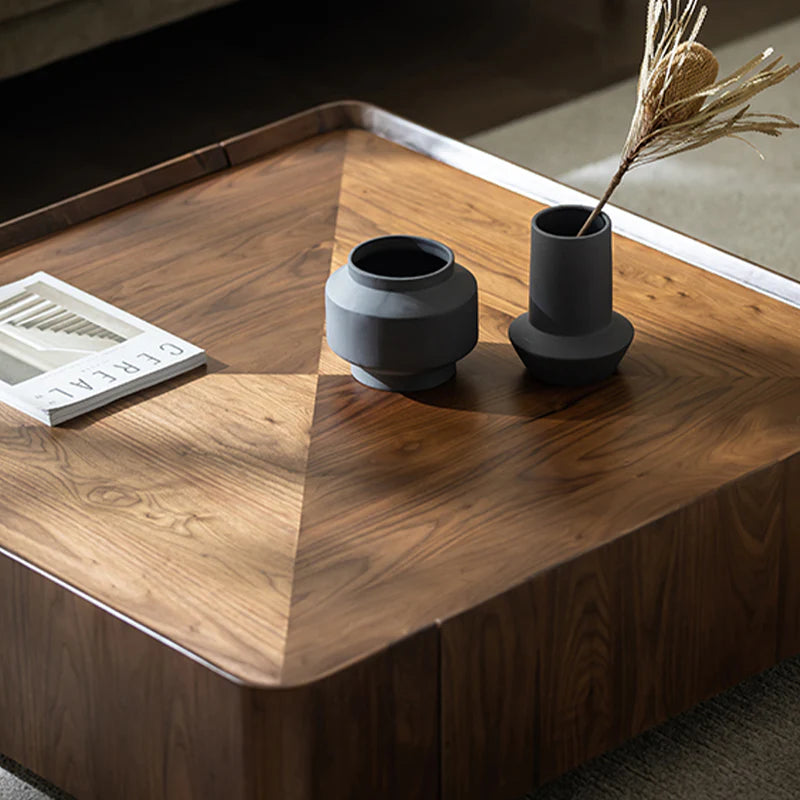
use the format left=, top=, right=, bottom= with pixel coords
left=577, top=0, right=800, bottom=236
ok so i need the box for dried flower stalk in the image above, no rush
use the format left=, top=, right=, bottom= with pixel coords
left=577, top=0, right=800, bottom=237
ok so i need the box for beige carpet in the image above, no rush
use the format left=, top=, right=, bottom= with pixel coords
left=3, top=15, right=800, bottom=800
left=468, top=16, right=800, bottom=281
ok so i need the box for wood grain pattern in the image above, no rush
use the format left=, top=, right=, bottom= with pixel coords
left=335, top=131, right=800, bottom=376
left=777, top=451, right=800, bottom=661
left=1, top=121, right=799, bottom=799
left=0, top=550, right=438, bottom=800
left=245, top=626, right=439, bottom=800
left=535, top=542, right=624, bottom=786
left=0, top=145, right=228, bottom=254
left=221, top=102, right=356, bottom=166
left=440, top=583, right=540, bottom=800
left=0, top=134, right=345, bottom=683
left=0, top=374, right=317, bottom=684
left=442, top=462, right=788, bottom=799
left=0, top=133, right=343, bottom=375
left=619, top=464, right=784, bottom=738
left=289, top=373, right=799, bottom=683
left=0, top=550, right=247, bottom=800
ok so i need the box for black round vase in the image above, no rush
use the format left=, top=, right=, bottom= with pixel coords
left=325, top=235, right=478, bottom=391
left=508, top=205, right=634, bottom=386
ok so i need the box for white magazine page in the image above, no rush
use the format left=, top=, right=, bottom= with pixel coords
left=0, top=271, right=205, bottom=415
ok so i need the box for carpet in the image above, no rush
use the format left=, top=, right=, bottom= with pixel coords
left=468, top=16, right=800, bottom=281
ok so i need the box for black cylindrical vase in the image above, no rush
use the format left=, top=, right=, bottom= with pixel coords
left=508, top=205, right=634, bottom=385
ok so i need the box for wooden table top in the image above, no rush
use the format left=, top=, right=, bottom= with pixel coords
left=1, top=105, right=799, bottom=688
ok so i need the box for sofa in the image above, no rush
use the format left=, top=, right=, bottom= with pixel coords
left=0, top=0, right=234, bottom=81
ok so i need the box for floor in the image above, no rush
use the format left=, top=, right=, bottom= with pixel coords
left=1, top=0, right=798, bottom=222
left=2, top=1, right=800, bottom=798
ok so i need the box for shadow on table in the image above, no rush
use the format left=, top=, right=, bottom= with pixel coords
left=405, top=341, right=637, bottom=421
left=58, top=356, right=229, bottom=431
left=406, top=322, right=800, bottom=422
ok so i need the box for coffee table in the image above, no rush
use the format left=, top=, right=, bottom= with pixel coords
left=1, top=102, right=799, bottom=800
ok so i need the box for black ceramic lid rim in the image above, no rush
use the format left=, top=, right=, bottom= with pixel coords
left=347, top=235, right=455, bottom=290
left=532, top=205, right=611, bottom=240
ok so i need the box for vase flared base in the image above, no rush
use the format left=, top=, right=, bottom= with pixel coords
left=509, top=312, right=634, bottom=386
left=351, top=363, right=456, bottom=392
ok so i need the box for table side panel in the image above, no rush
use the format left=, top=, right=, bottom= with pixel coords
left=619, top=461, right=783, bottom=738
left=0, top=551, right=248, bottom=800
left=777, top=451, right=800, bottom=660
left=441, top=460, right=787, bottom=800
left=245, top=626, right=440, bottom=800
left=440, top=577, right=541, bottom=800
left=0, top=550, right=441, bottom=800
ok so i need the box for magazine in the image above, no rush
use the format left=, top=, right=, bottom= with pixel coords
left=0, top=272, right=205, bottom=425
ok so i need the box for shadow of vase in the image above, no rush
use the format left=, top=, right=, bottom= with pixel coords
left=404, top=341, right=636, bottom=420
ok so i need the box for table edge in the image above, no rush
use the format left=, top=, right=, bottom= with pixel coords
left=0, top=542, right=247, bottom=684
left=5, top=453, right=799, bottom=690
left=0, top=144, right=229, bottom=256
left=2, top=100, right=797, bottom=309
left=2, top=102, right=800, bottom=691
left=336, top=102, right=799, bottom=308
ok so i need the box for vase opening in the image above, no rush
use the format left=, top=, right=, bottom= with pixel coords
left=535, top=205, right=608, bottom=238
left=351, top=236, right=452, bottom=279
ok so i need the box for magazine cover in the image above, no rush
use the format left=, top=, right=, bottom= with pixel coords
left=0, top=272, right=205, bottom=424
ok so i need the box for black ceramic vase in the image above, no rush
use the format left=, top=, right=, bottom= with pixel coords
left=325, top=235, right=478, bottom=391
left=508, top=205, right=634, bottom=386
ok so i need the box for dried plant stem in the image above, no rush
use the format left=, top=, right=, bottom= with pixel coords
left=576, top=147, right=640, bottom=236
left=573, top=0, right=799, bottom=239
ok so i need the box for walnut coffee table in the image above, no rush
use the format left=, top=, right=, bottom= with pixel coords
left=1, top=102, right=799, bottom=800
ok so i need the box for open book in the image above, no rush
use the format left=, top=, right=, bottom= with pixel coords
left=0, top=272, right=205, bottom=425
